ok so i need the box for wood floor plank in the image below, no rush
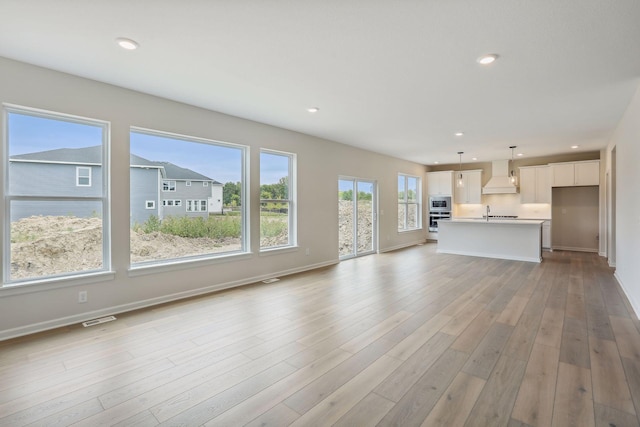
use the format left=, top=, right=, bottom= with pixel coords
left=589, top=336, right=636, bottom=415
left=332, top=392, right=395, bottom=427
left=535, top=307, right=564, bottom=349
left=511, top=344, right=560, bottom=427
left=377, top=348, right=468, bottom=426
left=497, top=296, right=530, bottom=326
left=287, top=355, right=402, bottom=426
left=450, top=310, right=498, bottom=354
left=243, top=403, right=300, bottom=427
left=552, top=362, right=595, bottom=427
left=1, top=248, right=638, bottom=427
left=559, top=317, right=590, bottom=368
left=594, top=403, right=640, bottom=427
left=202, top=348, right=351, bottom=426
left=374, top=332, right=456, bottom=402
left=462, top=322, right=514, bottom=380
left=419, top=372, right=486, bottom=427
left=610, top=315, right=640, bottom=361
left=464, top=355, right=527, bottom=427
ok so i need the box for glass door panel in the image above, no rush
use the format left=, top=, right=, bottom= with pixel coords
left=338, top=177, right=376, bottom=259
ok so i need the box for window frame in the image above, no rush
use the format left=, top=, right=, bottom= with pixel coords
left=3, top=104, right=111, bottom=286
left=162, top=180, right=176, bottom=192
left=398, top=173, right=422, bottom=232
left=145, top=200, right=155, bottom=209
left=186, top=199, right=208, bottom=212
left=129, top=126, right=249, bottom=271
left=259, top=149, right=296, bottom=251
left=76, top=166, right=92, bottom=187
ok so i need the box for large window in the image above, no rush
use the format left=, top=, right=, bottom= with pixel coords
left=130, top=128, right=246, bottom=266
left=398, top=174, right=421, bottom=231
left=4, top=107, right=109, bottom=284
left=260, top=150, right=295, bottom=249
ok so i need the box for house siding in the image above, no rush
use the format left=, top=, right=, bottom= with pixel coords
left=130, top=167, right=160, bottom=226
left=160, top=180, right=212, bottom=219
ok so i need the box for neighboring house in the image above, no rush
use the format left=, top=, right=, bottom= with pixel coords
left=9, top=146, right=223, bottom=225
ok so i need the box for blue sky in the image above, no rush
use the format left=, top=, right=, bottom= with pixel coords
left=8, top=112, right=286, bottom=184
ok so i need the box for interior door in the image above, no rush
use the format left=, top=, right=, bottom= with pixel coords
left=338, top=178, right=377, bottom=259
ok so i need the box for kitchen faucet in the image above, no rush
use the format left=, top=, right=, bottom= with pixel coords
left=486, top=205, right=490, bottom=221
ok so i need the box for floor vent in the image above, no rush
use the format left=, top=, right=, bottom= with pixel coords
left=82, top=316, right=117, bottom=327
left=262, top=278, right=280, bottom=284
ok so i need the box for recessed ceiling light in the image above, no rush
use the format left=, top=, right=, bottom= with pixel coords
left=455, top=132, right=464, bottom=137
left=472, top=157, right=478, bottom=161
left=571, top=145, right=579, bottom=149
left=116, top=37, right=139, bottom=50
left=477, top=54, right=498, bottom=65
left=517, top=153, right=524, bottom=157
left=434, top=161, right=439, bottom=164
left=307, top=107, right=319, bottom=113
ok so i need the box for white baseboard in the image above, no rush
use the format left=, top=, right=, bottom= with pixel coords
left=615, top=272, right=640, bottom=319
left=552, top=246, right=598, bottom=253
left=379, top=239, right=427, bottom=253
left=0, top=259, right=338, bottom=341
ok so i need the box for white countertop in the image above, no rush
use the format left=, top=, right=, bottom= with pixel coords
left=441, top=219, right=544, bottom=225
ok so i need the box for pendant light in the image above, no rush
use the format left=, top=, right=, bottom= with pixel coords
left=457, top=151, right=464, bottom=188
left=509, top=146, right=517, bottom=185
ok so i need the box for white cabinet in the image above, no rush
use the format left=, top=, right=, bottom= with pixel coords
left=519, top=166, right=550, bottom=203
left=454, top=170, right=482, bottom=204
left=427, top=171, right=453, bottom=196
left=551, top=160, right=599, bottom=187
left=542, top=220, right=551, bottom=249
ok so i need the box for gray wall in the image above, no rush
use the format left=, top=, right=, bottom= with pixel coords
left=0, top=57, right=428, bottom=338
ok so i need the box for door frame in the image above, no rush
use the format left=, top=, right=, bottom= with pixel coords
left=338, top=176, right=378, bottom=260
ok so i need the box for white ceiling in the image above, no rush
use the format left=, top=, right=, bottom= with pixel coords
left=1, top=0, right=640, bottom=165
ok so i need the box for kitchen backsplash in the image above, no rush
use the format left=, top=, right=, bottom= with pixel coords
left=453, top=193, right=551, bottom=219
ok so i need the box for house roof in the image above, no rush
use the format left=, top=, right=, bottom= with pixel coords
left=10, top=146, right=220, bottom=183
left=154, top=161, right=221, bottom=184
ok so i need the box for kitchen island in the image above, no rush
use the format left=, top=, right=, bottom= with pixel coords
left=437, top=219, right=544, bottom=263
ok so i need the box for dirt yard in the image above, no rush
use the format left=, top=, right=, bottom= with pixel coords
left=9, top=216, right=242, bottom=279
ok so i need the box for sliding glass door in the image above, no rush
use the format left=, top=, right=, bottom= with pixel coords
left=338, top=178, right=377, bottom=259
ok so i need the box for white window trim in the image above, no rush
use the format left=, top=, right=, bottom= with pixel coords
left=398, top=173, right=422, bottom=231
left=76, top=166, right=92, bottom=187
left=3, top=104, right=111, bottom=286
left=259, top=149, right=296, bottom=250
left=203, top=181, right=208, bottom=187
left=185, top=181, right=191, bottom=187
left=146, top=200, right=155, bottom=209
left=130, top=126, right=249, bottom=267
left=162, top=180, right=176, bottom=192
left=186, top=199, right=208, bottom=212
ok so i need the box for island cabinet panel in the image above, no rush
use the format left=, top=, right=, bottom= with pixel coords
left=427, top=171, right=454, bottom=196
left=454, top=170, right=482, bottom=204
left=550, top=160, right=599, bottom=187
left=520, top=166, right=550, bottom=204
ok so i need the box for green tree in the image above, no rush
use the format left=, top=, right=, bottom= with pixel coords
left=223, top=181, right=241, bottom=206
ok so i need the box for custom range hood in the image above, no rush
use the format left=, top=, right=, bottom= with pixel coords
left=482, top=159, right=519, bottom=194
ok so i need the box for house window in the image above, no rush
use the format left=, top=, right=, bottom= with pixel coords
left=186, top=199, right=208, bottom=212
left=4, top=106, right=109, bottom=284
left=162, top=180, right=176, bottom=192
left=130, top=128, right=246, bottom=267
left=260, top=150, right=295, bottom=249
left=398, top=174, right=422, bottom=231
left=146, top=200, right=155, bottom=209
left=76, top=166, right=91, bottom=186
left=203, top=181, right=208, bottom=187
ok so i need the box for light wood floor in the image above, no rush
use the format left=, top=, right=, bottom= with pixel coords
left=1, top=244, right=640, bottom=427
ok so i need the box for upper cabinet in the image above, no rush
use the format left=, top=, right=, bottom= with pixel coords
left=550, top=160, right=600, bottom=187
left=427, top=171, right=453, bottom=196
left=519, top=165, right=550, bottom=203
left=454, top=170, right=482, bottom=204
